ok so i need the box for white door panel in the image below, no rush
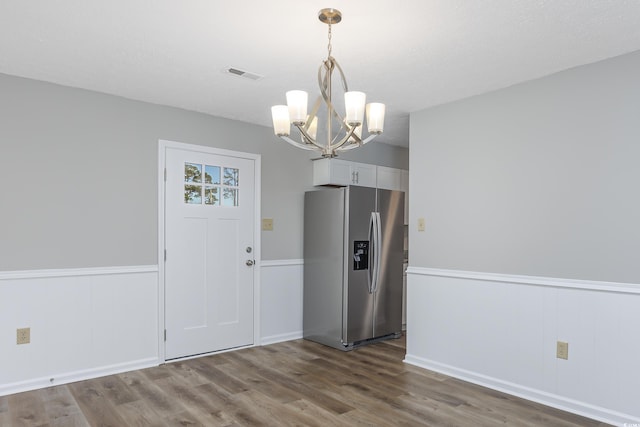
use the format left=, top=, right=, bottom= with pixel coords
left=164, top=146, right=255, bottom=359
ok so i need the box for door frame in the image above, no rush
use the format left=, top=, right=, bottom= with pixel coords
left=157, top=139, right=261, bottom=362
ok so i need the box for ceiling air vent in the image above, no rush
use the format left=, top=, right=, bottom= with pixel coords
left=223, top=67, right=264, bottom=81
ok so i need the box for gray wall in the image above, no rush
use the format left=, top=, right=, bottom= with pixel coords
left=0, top=73, right=408, bottom=270
left=339, top=140, right=409, bottom=170
left=409, top=50, right=640, bottom=284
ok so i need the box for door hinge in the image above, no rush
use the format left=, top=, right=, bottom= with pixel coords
left=164, top=329, right=167, bottom=341
left=164, top=168, right=167, bottom=182
left=164, top=249, right=167, bottom=262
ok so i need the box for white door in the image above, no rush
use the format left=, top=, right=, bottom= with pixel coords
left=164, top=145, right=257, bottom=360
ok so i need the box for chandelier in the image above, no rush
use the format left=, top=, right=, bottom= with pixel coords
left=270, top=8, right=386, bottom=158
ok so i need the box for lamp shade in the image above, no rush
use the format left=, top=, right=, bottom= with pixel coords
left=271, top=105, right=291, bottom=136
left=366, top=102, right=385, bottom=134
left=286, top=90, right=308, bottom=125
left=345, top=91, right=366, bottom=125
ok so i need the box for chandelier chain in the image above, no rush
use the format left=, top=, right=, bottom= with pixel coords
left=327, top=23, right=332, bottom=58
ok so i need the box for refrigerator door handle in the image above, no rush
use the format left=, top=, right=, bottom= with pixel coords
left=367, top=212, right=375, bottom=293
left=372, top=212, right=382, bottom=293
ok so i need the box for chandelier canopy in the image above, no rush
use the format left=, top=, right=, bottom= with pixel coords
left=271, top=8, right=386, bottom=158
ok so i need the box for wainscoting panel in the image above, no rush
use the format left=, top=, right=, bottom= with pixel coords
left=260, top=260, right=303, bottom=345
left=0, top=266, right=159, bottom=396
left=404, top=267, right=640, bottom=425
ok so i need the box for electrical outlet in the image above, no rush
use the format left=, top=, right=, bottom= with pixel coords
left=17, top=327, right=30, bottom=345
left=556, top=341, right=569, bottom=360
left=262, top=218, right=274, bottom=231
left=417, top=217, right=426, bottom=232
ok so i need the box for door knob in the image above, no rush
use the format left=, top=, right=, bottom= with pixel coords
left=246, top=260, right=255, bottom=266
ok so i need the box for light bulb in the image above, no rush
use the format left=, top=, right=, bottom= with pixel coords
left=286, top=90, right=308, bottom=125
left=366, top=103, right=385, bottom=134
left=345, top=91, right=366, bottom=125
left=271, top=105, right=290, bottom=136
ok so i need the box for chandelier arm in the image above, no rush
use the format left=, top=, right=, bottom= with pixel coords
left=279, top=135, right=317, bottom=151
left=307, top=96, right=323, bottom=127
left=331, top=56, right=350, bottom=93
left=318, top=58, right=351, bottom=147
left=360, top=134, right=380, bottom=144
left=318, top=60, right=328, bottom=93
left=330, top=132, right=342, bottom=146
left=328, top=125, right=358, bottom=152
left=318, top=59, right=345, bottom=130
left=345, top=129, right=363, bottom=145
left=339, top=133, right=379, bottom=151
left=340, top=144, right=362, bottom=152
left=293, top=123, right=326, bottom=151
left=318, top=59, right=340, bottom=151
left=329, top=107, right=350, bottom=145
left=318, top=60, right=336, bottom=113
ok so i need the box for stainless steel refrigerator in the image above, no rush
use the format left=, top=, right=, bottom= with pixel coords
left=303, top=185, right=404, bottom=350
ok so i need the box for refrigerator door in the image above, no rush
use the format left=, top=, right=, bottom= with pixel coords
left=373, top=189, right=405, bottom=338
left=344, top=186, right=377, bottom=345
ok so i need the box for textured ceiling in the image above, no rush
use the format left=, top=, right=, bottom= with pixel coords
left=2, top=1, right=640, bottom=148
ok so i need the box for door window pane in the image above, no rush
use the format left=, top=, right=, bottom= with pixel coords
left=185, top=163, right=202, bottom=183
left=223, top=168, right=239, bottom=186
left=222, top=188, right=238, bottom=207
left=184, top=185, right=202, bottom=204
left=205, top=186, right=220, bottom=205
left=205, top=165, right=221, bottom=185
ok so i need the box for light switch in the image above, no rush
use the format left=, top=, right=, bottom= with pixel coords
left=262, top=218, right=274, bottom=231
left=417, top=217, right=426, bottom=232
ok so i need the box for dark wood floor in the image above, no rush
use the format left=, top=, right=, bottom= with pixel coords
left=0, top=336, right=609, bottom=426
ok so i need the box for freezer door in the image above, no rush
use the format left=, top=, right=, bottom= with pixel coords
left=303, top=188, right=346, bottom=348
left=344, top=186, right=377, bottom=344
left=373, top=189, right=404, bottom=338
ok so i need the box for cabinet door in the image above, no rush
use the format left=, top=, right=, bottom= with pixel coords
left=351, top=163, right=376, bottom=187
left=313, top=158, right=351, bottom=186
left=376, top=166, right=403, bottom=190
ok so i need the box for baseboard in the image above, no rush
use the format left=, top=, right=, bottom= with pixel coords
left=261, top=331, right=303, bottom=346
left=403, top=354, right=639, bottom=426
left=260, top=259, right=304, bottom=267
left=0, top=357, right=159, bottom=397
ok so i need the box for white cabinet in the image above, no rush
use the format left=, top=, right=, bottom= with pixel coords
left=312, top=158, right=350, bottom=186
left=351, top=163, right=377, bottom=187
left=313, top=158, right=408, bottom=224
left=313, top=158, right=376, bottom=187
left=376, top=166, right=403, bottom=190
